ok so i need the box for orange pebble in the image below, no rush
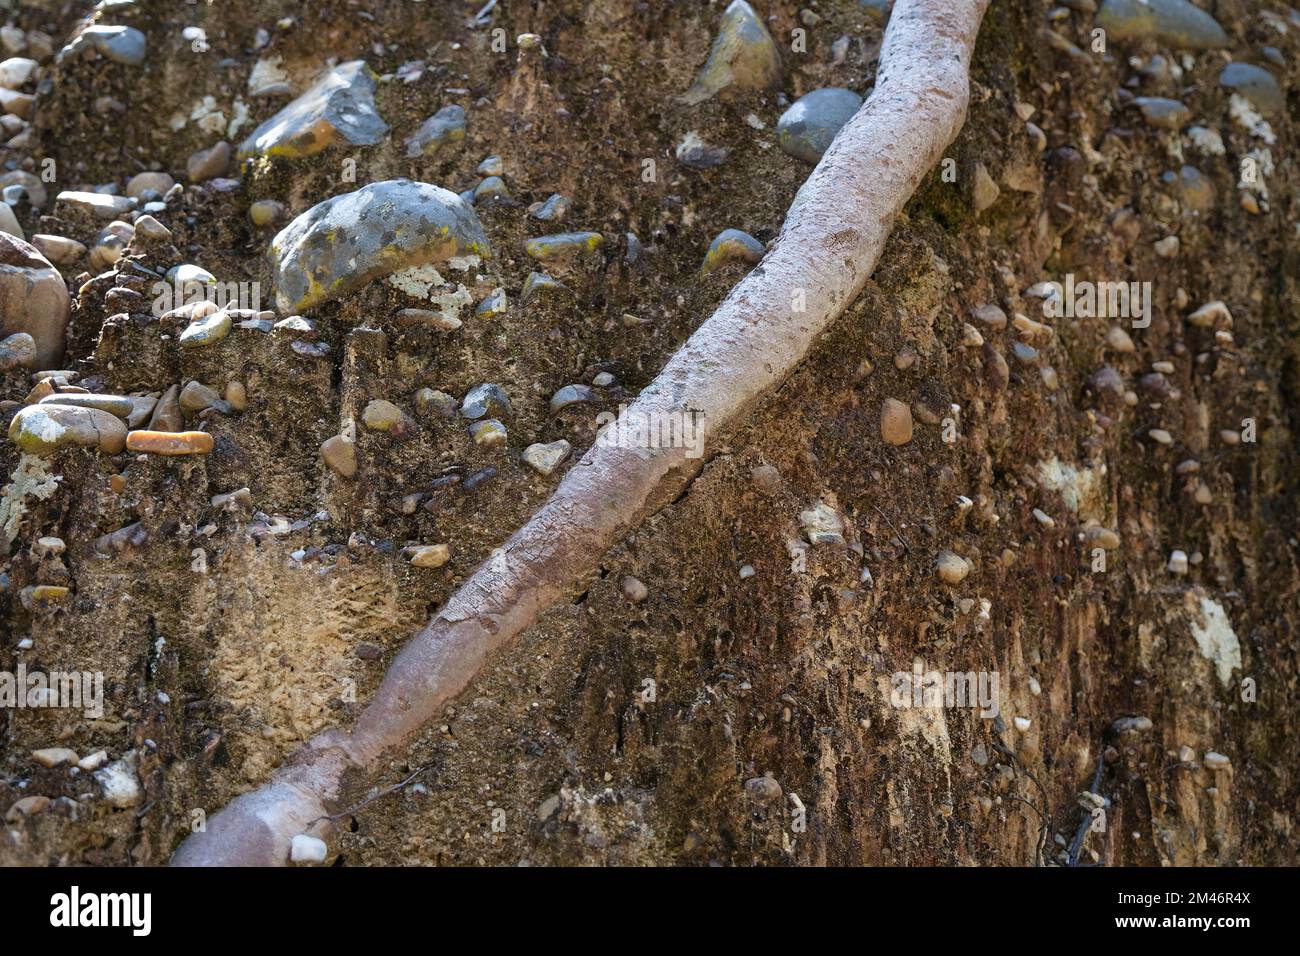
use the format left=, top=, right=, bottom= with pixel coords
left=126, top=430, right=214, bottom=456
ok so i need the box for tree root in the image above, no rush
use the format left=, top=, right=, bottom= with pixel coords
left=172, top=0, right=992, bottom=866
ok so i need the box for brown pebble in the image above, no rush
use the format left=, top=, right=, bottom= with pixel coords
left=880, top=398, right=913, bottom=446
left=126, top=430, right=214, bottom=455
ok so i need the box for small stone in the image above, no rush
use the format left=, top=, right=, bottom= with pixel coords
left=743, top=774, right=783, bottom=806
left=29, top=235, right=85, bottom=265
left=682, top=0, right=781, bottom=105
left=549, top=383, right=595, bottom=413
left=1202, top=751, right=1231, bottom=770
left=473, top=176, right=510, bottom=204
left=972, top=164, right=1000, bottom=212
left=621, top=575, right=649, bottom=604
left=8, top=404, right=126, bottom=455
left=522, top=439, right=571, bottom=475
left=61, top=24, right=147, bottom=66
left=752, top=464, right=781, bottom=493
left=524, top=231, right=604, bottom=262
left=1011, top=341, right=1038, bottom=365
left=1149, top=428, right=1174, bottom=445
left=225, top=381, right=247, bottom=411
left=701, top=228, right=764, bottom=273
left=880, top=398, right=913, bottom=445
left=0, top=331, right=36, bottom=369
left=362, top=399, right=407, bottom=431
left=289, top=834, right=328, bottom=864
left=961, top=323, right=985, bottom=347
left=972, top=303, right=1008, bottom=330
left=6, top=796, right=51, bottom=822
left=248, top=199, right=286, bottom=228
left=1218, top=62, right=1283, bottom=116
left=414, top=388, right=458, bottom=418
left=461, top=383, right=511, bottom=420
left=405, top=104, right=466, bottom=158
left=94, top=753, right=142, bottom=808
left=125, top=430, right=214, bottom=455
left=1105, top=326, right=1136, bottom=352
left=88, top=220, right=133, bottom=271
left=776, top=87, right=863, bottom=163
left=178, top=309, right=232, bottom=348
left=0, top=56, right=37, bottom=89
left=239, top=61, right=388, bottom=160
left=1167, top=549, right=1189, bottom=574
left=405, top=543, right=451, bottom=568
left=126, top=171, right=174, bottom=199
left=1165, top=165, right=1215, bottom=213
left=149, top=385, right=182, bottom=431
left=530, top=193, right=571, bottom=222
left=32, top=746, right=78, bottom=768
left=36, top=392, right=132, bottom=418
left=321, top=434, right=357, bottom=477
left=475, top=287, right=508, bottom=317
left=179, top=380, right=230, bottom=414
left=937, top=550, right=971, bottom=584
left=469, top=418, right=508, bottom=447
left=477, top=156, right=504, bottom=176
left=1154, top=235, right=1180, bottom=258
left=133, top=215, right=171, bottom=243
left=1132, top=97, right=1191, bottom=130
left=521, top=271, right=566, bottom=301
left=55, top=190, right=134, bottom=219
left=186, top=141, right=231, bottom=182
left=1086, top=527, right=1121, bottom=549
left=1187, top=301, right=1231, bottom=328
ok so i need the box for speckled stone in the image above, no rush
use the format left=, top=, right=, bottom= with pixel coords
left=1096, top=0, right=1227, bottom=50
left=1218, top=62, right=1283, bottom=116
left=60, top=25, right=147, bottom=66
left=9, top=403, right=127, bottom=455
left=238, top=61, right=389, bottom=161
left=268, top=179, right=490, bottom=313
left=776, top=88, right=862, bottom=163
left=880, top=398, right=912, bottom=446
left=683, top=0, right=781, bottom=104
left=701, top=228, right=764, bottom=273
left=405, top=104, right=466, bottom=158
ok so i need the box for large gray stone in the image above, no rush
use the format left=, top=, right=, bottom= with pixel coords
left=238, top=61, right=389, bottom=161
left=776, top=88, right=863, bottom=163
left=268, top=179, right=491, bottom=313
left=0, top=233, right=69, bottom=368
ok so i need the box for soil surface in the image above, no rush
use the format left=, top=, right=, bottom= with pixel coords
left=1, top=0, right=1297, bottom=866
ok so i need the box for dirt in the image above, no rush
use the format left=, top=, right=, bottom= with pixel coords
left=1, top=0, right=1297, bottom=866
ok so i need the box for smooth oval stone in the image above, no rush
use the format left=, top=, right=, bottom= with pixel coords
left=269, top=179, right=490, bottom=313
left=126, top=172, right=174, bottom=199
left=125, top=430, right=214, bottom=455
left=683, top=0, right=780, bottom=104
left=362, top=399, right=406, bottom=431
left=238, top=61, right=389, bottom=161
left=524, top=232, right=603, bottom=261
left=405, top=104, right=466, bottom=158
left=179, top=310, right=232, bottom=348
left=406, top=543, right=450, bottom=568
left=60, top=25, right=147, bottom=66
left=1218, top=62, right=1283, bottom=116
left=477, top=156, right=504, bottom=176
left=549, top=384, right=595, bottom=413
left=702, top=228, right=764, bottom=273
left=0, top=233, right=70, bottom=369
left=1096, top=0, right=1227, bottom=50
left=37, top=393, right=133, bottom=418
left=248, top=199, right=286, bottom=228
left=9, top=404, right=127, bottom=455
left=777, top=88, right=862, bottom=163
left=1133, top=96, right=1190, bottom=130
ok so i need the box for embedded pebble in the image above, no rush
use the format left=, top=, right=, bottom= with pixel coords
left=1095, top=0, right=1227, bottom=49
left=321, top=434, right=357, bottom=477
left=30, top=235, right=85, bottom=265
left=125, top=430, right=214, bottom=455
left=55, top=190, right=134, bottom=219
left=461, top=383, right=511, bottom=420
left=522, top=439, right=571, bottom=476
left=525, top=231, right=603, bottom=261
left=1218, top=63, right=1283, bottom=117
left=186, top=140, right=231, bottom=181
left=469, top=418, right=508, bottom=448
left=37, top=392, right=133, bottom=418
left=1167, top=549, right=1189, bottom=574
left=126, top=171, right=174, bottom=199
left=880, top=398, right=913, bottom=446
left=61, top=24, right=147, bottom=66
left=94, top=754, right=142, bottom=808
left=937, top=550, right=972, bottom=584
left=89, top=220, right=133, bottom=271
left=701, top=228, right=764, bottom=273
left=248, top=199, right=286, bottom=228
left=621, top=575, right=649, bottom=604
left=473, top=176, right=509, bottom=203
left=8, top=404, right=127, bottom=455
left=682, top=0, right=780, bottom=104
left=32, top=747, right=79, bottom=768
left=1133, top=97, right=1190, bottom=130
left=179, top=380, right=230, bottom=414
left=800, top=502, right=845, bottom=546
left=239, top=60, right=388, bottom=160
left=0, top=233, right=71, bottom=368
left=530, top=193, right=571, bottom=222
left=289, top=834, right=328, bottom=864
left=405, top=104, right=466, bottom=158
left=549, top=383, right=595, bottom=413
left=776, top=88, right=862, bottom=163
left=1202, top=751, right=1231, bottom=770
left=405, top=543, right=451, bottom=568
left=178, top=309, right=232, bottom=348
left=362, top=399, right=407, bottom=431
left=133, top=215, right=172, bottom=243
left=0, top=331, right=36, bottom=370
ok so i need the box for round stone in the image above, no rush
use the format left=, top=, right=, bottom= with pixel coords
left=776, top=88, right=863, bottom=163
left=178, top=310, right=232, bottom=348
